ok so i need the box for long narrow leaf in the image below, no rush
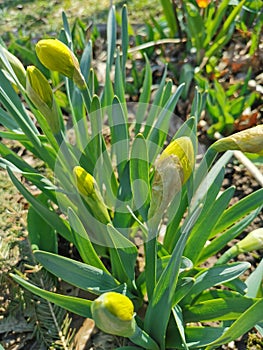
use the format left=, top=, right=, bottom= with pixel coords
left=135, top=55, right=152, bottom=134
left=107, top=224, right=137, bottom=284
left=184, top=297, right=257, bottom=322
left=185, top=185, right=235, bottom=264
left=7, top=167, right=72, bottom=242
left=182, top=262, right=250, bottom=305
left=144, top=206, right=201, bottom=349
left=107, top=5, right=116, bottom=70
left=130, top=133, right=150, bottom=220
left=211, top=189, right=263, bottom=236
left=121, top=4, right=128, bottom=81
left=146, top=83, right=185, bottom=164
left=68, top=207, right=108, bottom=272
left=10, top=274, right=92, bottom=318
left=206, top=299, right=263, bottom=349
left=34, top=250, right=121, bottom=294
left=199, top=208, right=261, bottom=263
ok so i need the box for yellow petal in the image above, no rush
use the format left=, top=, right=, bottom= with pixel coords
left=103, top=292, right=134, bottom=321
left=91, top=292, right=136, bottom=337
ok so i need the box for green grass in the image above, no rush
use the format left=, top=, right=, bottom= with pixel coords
left=0, top=0, right=161, bottom=40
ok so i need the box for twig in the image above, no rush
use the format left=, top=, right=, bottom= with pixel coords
left=128, top=38, right=187, bottom=54
left=233, top=150, right=263, bottom=187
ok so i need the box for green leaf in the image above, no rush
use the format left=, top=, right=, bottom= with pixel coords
left=144, top=206, right=201, bottom=349
left=111, top=96, right=129, bottom=178
left=130, top=133, right=150, bottom=220
left=10, top=274, right=92, bottom=318
left=7, top=167, right=72, bottom=241
left=206, top=298, right=263, bottom=349
left=246, top=258, right=263, bottom=298
left=172, top=305, right=189, bottom=350
left=203, top=0, right=229, bottom=47
left=159, top=0, right=178, bottom=36
left=184, top=2, right=205, bottom=51
left=182, top=262, right=250, bottom=305
left=107, top=5, right=116, bottom=70
left=135, top=55, right=152, bottom=134
left=34, top=250, right=121, bottom=295
left=0, top=107, right=20, bottom=131
left=185, top=185, right=235, bottom=265
left=146, top=83, right=185, bottom=164
left=211, top=189, right=263, bottom=236
left=143, top=65, right=168, bottom=138
left=0, top=142, right=36, bottom=173
left=107, top=224, right=137, bottom=284
left=62, top=11, right=73, bottom=46
left=114, top=48, right=126, bottom=105
left=199, top=208, right=260, bottom=263
left=166, top=325, right=226, bottom=349
left=192, top=150, right=233, bottom=209
left=206, top=0, right=246, bottom=58
left=68, top=207, right=108, bottom=272
left=0, top=69, right=40, bottom=144
left=168, top=165, right=225, bottom=254
left=184, top=296, right=257, bottom=322
left=121, top=5, right=128, bottom=81
left=27, top=194, right=57, bottom=253
left=80, top=39, right=92, bottom=84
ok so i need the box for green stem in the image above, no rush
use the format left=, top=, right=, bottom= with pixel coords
left=216, top=245, right=239, bottom=265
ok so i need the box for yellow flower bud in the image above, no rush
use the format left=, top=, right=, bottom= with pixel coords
left=36, top=39, right=85, bottom=89
left=217, top=228, right=263, bottom=264
left=0, top=46, right=26, bottom=87
left=148, top=137, right=194, bottom=221
left=73, top=166, right=111, bottom=224
left=91, top=292, right=136, bottom=337
left=212, top=125, right=263, bottom=155
left=73, top=165, right=95, bottom=197
left=26, top=65, right=60, bottom=134
left=26, top=66, right=53, bottom=108
left=159, top=136, right=195, bottom=184
left=236, top=228, right=263, bottom=253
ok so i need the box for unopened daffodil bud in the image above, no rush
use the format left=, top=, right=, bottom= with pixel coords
left=212, top=125, right=263, bottom=155
left=73, top=166, right=111, bottom=224
left=26, top=65, right=60, bottom=134
left=196, top=0, right=210, bottom=8
left=148, top=137, right=194, bottom=221
left=0, top=45, right=26, bottom=87
left=217, top=228, right=263, bottom=264
left=159, top=136, right=195, bottom=183
left=27, top=65, right=53, bottom=108
left=73, top=165, right=94, bottom=197
left=91, top=292, right=136, bottom=337
left=36, top=39, right=86, bottom=89
left=237, top=228, right=263, bottom=252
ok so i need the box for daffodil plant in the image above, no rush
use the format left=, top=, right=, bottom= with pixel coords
left=0, top=6, right=263, bottom=350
